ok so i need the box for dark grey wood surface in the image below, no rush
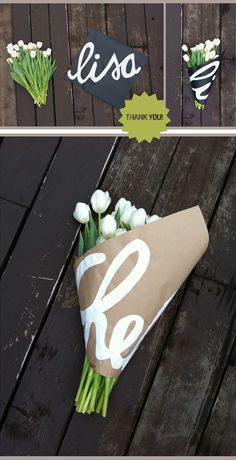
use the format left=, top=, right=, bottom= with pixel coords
left=0, top=137, right=235, bottom=455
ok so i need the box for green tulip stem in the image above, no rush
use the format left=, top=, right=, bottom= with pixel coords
left=77, top=367, right=94, bottom=412
left=98, top=212, right=102, bottom=236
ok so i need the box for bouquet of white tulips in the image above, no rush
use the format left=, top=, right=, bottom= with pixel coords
left=6, top=40, right=56, bottom=108
left=72, top=190, right=209, bottom=417
left=73, top=190, right=160, bottom=417
left=182, top=38, right=221, bottom=110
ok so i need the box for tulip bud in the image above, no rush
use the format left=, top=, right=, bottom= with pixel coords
left=183, top=54, right=190, bottom=62
left=18, top=40, right=24, bottom=47
left=115, top=197, right=132, bottom=215
left=28, top=42, right=34, bottom=50
left=146, top=214, right=161, bottom=224
left=14, top=44, right=19, bottom=51
left=213, top=38, right=220, bottom=47
left=130, top=208, right=147, bottom=229
left=37, top=41, right=43, bottom=49
left=46, top=48, right=52, bottom=56
left=30, top=50, right=36, bottom=58
left=73, top=202, right=90, bottom=224
left=120, top=204, right=136, bottom=226
left=96, top=235, right=106, bottom=245
left=181, top=44, right=188, bottom=52
left=91, top=190, right=111, bottom=214
left=101, top=214, right=117, bottom=238
left=6, top=43, right=14, bottom=55
left=198, top=43, right=204, bottom=51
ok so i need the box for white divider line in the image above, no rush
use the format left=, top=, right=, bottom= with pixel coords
left=0, top=127, right=236, bottom=137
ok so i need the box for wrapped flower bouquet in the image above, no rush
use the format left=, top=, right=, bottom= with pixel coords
left=6, top=40, right=56, bottom=107
left=182, top=38, right=221, bottom=110
left=73, top=190, right=209, bottom=416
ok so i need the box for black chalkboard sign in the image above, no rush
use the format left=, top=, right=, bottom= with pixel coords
left=66, top=30, right=148, bottom=108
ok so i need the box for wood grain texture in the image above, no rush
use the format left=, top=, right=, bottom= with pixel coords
left=0, top=4, right=17, bottom=126
left=145, top=4, right=163, bottom=97
left=0, top=137, right=114, bottom=422
left=198, top=338, right=236, bottom=455
left=129, top=277, right=236, bottom=455
left=166, top=4, right=182, bottom=125
left=201, top=4, right=221, bottom=127
left=220, top=4, right=236, bottom=126
left=0, top=199, right=26, bottom=269
left=0, top=137, right=60, bottom=206
left=196, top=154, right=236, bottom=287
left=49, top=4, right=74, bottom=126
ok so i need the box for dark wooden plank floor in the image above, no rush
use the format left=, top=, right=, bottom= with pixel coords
left=166, top=3, right=236, bottom=127
left=0, top=3, right=163, bottom=127
left=0, top=136, right=236, bottom=455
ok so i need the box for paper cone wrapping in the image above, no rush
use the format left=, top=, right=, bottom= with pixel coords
left=74, top=206, right=209, bottom=378
left=188, top=56, right=222, bottom=106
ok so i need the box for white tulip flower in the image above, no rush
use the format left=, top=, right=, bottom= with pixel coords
left=30, top=50, right=36, bottom=58
left=115, top=228, right=127, bottom=236
left=209, top=50, right=216, bottom=60
left=23, top=44, right=28, bottom=50
left=18, top=40, right=24, bottom=47
left=37, top=41, right=43, bottom=49
left=101, top=214, right=117, bottom=238
left=91, top=190, right=111, bottom=214
left=213, top=38, right=220, bottom=47
left=11, top=50, right=18, bottom=58
left=205, top=40, right=214, bottom=51
left=46, top=48, right=52, bottom=56
left=205, top=51, right=210, bottom=62
left=183, top=54, right=190, bottom=62
left=43, top=50, right=48, bottom=58
left=191, top=46, right=197, bottom=52
left=115, top=197, right=132, bottom=216
left=181, top=44, right=188, bottom=52
left=28, top=42, right=34, bottom=50
left=198, top=43, right=205, bottom=51
left=146, top=214, right=161, bottom=224
left=6, top=43, right=14, bottom=55
left=120, top=205, right=136, bottom=226
left=96, top=235, right=106, bottom=245
left=14, top=44, right=19, bottom=51
left=130, top=208, right=147, bottom=229
left=7, top=58, right=13, bottom=64
left=73, top=202, right=90, bottom=224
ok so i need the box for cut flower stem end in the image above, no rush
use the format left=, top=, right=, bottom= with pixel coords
left=195, top=101, right=205, bottom=110
left=75, top=356, right=118, bottom=417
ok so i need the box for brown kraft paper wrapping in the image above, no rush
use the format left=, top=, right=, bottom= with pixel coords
left=74, top=206, right=209, bottom=378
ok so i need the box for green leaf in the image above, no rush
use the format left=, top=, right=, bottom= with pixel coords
left=87, top=214, right=98, bottom=250
left=78, top=232, right=84, bottom=257
left=115, top=208, right=121, bottom=226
